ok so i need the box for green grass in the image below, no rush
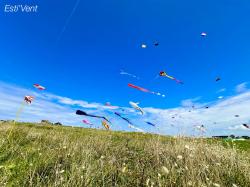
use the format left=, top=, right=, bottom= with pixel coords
left=0, top=122, right=249, bottom=187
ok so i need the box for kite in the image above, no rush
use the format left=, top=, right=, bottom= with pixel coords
left=114, top=112, right=134, bottom=125
left=242, top=124, right=250, bottom=129
left=105, top=102, right=112, bottom=106
left=154, top=41, right=159, bottom=46
left=102, top=120, right=110, bottom=130
left=24, top=96, right=34, bottom=104
left=201, top=32, right=207, bottom=37
left=194, top=125, right=206, bottom=132
left=235, top=115, right=240, bottom=118
left=129, top=101, right=144, bottom=115
left=145, top=121, right=156, bottom=127
left=120, top=70, right=139, bottom=79
left=76, top=110, right=111, bottom=123
left=128, top=83, right=165, bottom=97
left=159, top=71, right=183, bottom=84
left=216, top=77, right=221, bottom=82
left=33, top=84, right=46, bottom=90
left=141, top=44, right=147, bottom=48
left=15, top=96, right=35, bottom=123
left=218, top=96, right=224, bottom=99
left=82, top=119, right=93, bottom=126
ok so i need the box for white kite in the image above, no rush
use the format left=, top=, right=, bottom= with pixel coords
left=129, top=101, right=144, bottom=115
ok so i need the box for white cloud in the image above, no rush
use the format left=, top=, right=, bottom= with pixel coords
left=0, top=81, right=250, bottom=137
left=181, top=97, right=201, bottom=107
left=235, top=82, right=248, bottom=93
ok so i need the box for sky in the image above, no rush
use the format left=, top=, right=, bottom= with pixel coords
left=0, top=0, right=250, bottom=136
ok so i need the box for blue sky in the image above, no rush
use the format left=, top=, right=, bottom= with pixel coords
left=1, top=0, right=250, bottom=136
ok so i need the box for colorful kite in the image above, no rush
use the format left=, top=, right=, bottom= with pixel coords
left=120, top=70, right=139, bottom=79
left=76, top=110, right=111, bottom=123
left=129, top=101, right=144, bottom=115
left=33, top=84, right=46, bottom=90
left=24, top=96, right=34, bottom=104
left=128, top=83, right=165, bottom=97
left=102, top=120, right=110, bottom=130
left=82, top=119, right=94, bottom=126
left=159, top=71, right=183, bottom=84
left=141, top=44, right=147, bottom=48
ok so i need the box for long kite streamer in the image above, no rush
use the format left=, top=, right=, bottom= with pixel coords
left=128, top=83, right=165, bottom=97
left=76, top=110, right=111, bottom=123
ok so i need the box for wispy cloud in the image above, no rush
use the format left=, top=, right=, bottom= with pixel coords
left=216, top=88, right=226, bottom=93
left=181, top=97, right=201, bottom=107
left=235, top=82, right=248, bottom=93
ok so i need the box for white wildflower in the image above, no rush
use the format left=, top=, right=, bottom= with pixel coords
left=177, top=155, right=183, bottom=160
left=213, top=183, right=220, bottom=187
left=185, top=145, right=190, bottom=150
left=59, top=170, right=65, bottom=174
left=162, top=166, right=169, bottom=174
left=146, top=178, right=150, bottom=186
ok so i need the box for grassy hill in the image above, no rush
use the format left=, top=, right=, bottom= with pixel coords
left=0, top=122, right=249, bottom=186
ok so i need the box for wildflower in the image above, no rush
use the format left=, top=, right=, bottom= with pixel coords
left=185, top=145, right=190, bottom=150
left=206, top=177, right=210, bottom=181
left=82, top=166, right=85, bottom=169
left=80, top=176, right=83, bottom=179
left=39, top=153, right=42, bottom=156
left=187, top=181, right=192, bottom=186
left=162, top=166, right=169, bottom=174
left=174, top=163, right=178, bottom=167
left=29, top=163, right=33, bottom=166
left=232, top=184, right=238, bottom=187
left=177, top=155, right=183, bottom=160
left=146, top=178, right=150, bottom=186
left=122, top=166, right=127, bottom=173
left=59, top=170, right=65, bottom=174
left=63, top=146, right=67, bottom=149
left=100, top=155, right=105, bottom=159
left=213, top=183, right=220, bottom=187
left=185, top=166, right=189, bottom=170
left=158, top=173, right=161, bottom=178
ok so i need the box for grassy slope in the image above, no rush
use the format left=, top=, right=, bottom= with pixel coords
left=0, top=122, right=249, bottom=187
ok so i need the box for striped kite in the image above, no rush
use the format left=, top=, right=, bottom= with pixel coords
left=33, top=84, right=46, bottom=90
left=128, top=83, right=165, bottom=97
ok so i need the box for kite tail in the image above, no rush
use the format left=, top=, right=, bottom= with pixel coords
left=15, top=101, right=26, bottom=123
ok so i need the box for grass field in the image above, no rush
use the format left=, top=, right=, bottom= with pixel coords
left=0, top=122, right=249, bottom=186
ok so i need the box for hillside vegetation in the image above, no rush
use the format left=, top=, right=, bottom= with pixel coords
left=0, top=122, right=249, bottom=187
